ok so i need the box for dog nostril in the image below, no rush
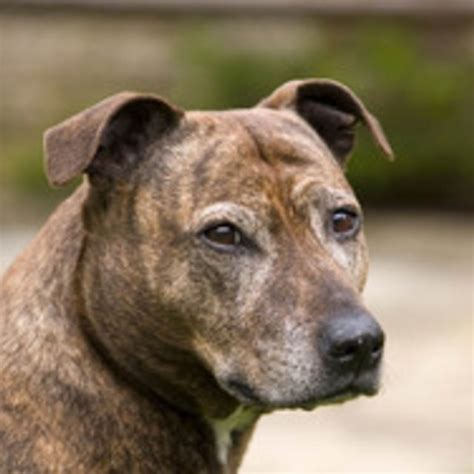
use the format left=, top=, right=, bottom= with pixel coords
left=370, top=332, right=385, bottom=359
left=330, top=337, right=364, bottom=362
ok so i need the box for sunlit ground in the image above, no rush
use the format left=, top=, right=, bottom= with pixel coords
left=1, top=212, right=472, bottom=472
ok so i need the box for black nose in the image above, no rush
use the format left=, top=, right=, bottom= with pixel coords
left=321, top=309, right=384, bottom=373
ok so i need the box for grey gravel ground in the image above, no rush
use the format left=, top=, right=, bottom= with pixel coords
left=1, top=213, right=472, bottom=473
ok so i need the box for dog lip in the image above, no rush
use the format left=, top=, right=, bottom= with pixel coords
left=302, top=390, right=358, bottom=410
left=301, top=381, right=380, bottom=411
left=222, top=378, right=262, bottom=405
left=220, top=375, right=380, bottom=410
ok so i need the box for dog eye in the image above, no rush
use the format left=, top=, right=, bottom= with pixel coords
left=202, top=223, right=243, bottom=250
left=331, top=208, right=360, bottom=238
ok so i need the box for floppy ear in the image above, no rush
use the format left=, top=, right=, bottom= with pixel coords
left=44, top=92, right=183, bottom=187
left=258, top=79, right=394, bottom=165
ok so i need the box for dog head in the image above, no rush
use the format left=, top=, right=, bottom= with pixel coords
left=44, top=79, right=393, bottom=418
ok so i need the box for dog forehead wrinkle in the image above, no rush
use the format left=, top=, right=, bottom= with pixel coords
left=224, top=111, right=355, bottom=236
left=192, top=138, right=223, bottom=186
left=230, top=107, right=319, bottom=143
left=167, top=115, right=270, bottom=212
left=229, top=108, right=331, bottom=167
left=292, top=179, right=355, bottom=209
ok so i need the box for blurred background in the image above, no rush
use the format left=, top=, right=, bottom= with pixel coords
left=0, top=0, right=472, bottom=472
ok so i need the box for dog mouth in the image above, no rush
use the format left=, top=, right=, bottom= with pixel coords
left=300, top=388, right=360, bottom=411
left=283, top=383, right=377, bottom=411
left=223, top=379, right=263, bottom=405
left=221, top=376, right=379, bottom=411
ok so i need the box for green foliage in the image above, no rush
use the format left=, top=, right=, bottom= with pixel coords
left=171, top=22, right=473, bottom=209
left=1, top=141, right=79, bottom=202
left=2, top=142, right=45, bottom=193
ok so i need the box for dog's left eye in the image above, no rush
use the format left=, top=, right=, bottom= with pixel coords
left=331, top=208, right=360, bottom=239
left=202, top=223, right=243, bottom=250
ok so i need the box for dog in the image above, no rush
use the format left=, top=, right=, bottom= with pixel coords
left=0, top=78, right=393, bottom=473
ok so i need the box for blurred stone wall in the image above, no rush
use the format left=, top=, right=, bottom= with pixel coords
left=1, top=11, right=473, bottom=210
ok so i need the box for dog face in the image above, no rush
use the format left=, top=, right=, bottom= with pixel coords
left=44, top=80, right=393, bottom=418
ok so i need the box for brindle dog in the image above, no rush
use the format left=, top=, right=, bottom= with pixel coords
left=0, top=79, right=393, bottom=473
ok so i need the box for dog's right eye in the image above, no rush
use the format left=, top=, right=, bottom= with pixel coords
left=201, top=223, right=243, bottom=251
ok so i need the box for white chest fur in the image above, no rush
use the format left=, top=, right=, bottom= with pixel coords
left=208, top=406, right=259, bottom=467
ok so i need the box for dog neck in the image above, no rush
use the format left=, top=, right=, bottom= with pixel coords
left=0, top=185, right=87, bottom=345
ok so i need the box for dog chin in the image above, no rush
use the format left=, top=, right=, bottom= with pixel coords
left=299, top=389, right=360, bottom=411
left=220, top=376, right=380, bottom=412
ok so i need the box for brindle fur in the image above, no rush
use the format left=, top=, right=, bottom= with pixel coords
left=0, top=79, right=392, bottom=473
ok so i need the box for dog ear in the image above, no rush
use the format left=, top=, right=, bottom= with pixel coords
left=258, top=79, right=394, bottom=165
left=44, top=92, right=183, bottom=187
